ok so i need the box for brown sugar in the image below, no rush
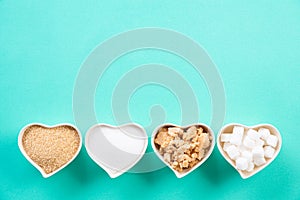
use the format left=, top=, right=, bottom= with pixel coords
left=154, top=125, right=212, bottom=172
left=22, top=125, right=80, bottom=174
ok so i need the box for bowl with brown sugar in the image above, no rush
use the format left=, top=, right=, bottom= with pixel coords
left=152, top=123, right=215, bottom=178
left=18, top=123, right=82, bottom=178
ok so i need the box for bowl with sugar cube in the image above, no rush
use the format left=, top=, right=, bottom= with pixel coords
left=217, top=123, right=282, bottom=179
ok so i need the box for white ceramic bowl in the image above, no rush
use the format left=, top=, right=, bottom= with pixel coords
left=217, top=123, right=282, bottom=179
left=85, top=123, right=148, bottom=178
left=18, top=123, right=82, bottom=178
left=151, top=123, right=215, bottom=178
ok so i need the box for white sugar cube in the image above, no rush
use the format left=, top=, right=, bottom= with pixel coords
left=247, top=129, right=261, bottom=141
left=238, top=144, right=248, bottom=152
left=221, top=133, right=232, bottom=142
left=226, top=145, right=240, bottom=160
left=266, top=135, right=278, bottom=148
left=236, top=157, right=248, bottom=170
left=258, top=128, right=270, bottom=140
left=230, top=127, right=244, bottom=146
left=230, top=134, right=243, bottom=146
left=233, top=126, right=244, bottom=135
left=241, top=150, right=253, bottom=162
left=264, top=146, right=275, bottom=158
left=243, top=136, right=256, bottom=149
left=252, top=146, right=264, bottom=158
left=223, top=142, right=231, bottom=151
left=255, top=138, right=265, bottom=147
left=246, top=162, right=255, bottom=172
left=254, top=157, right=266, bottom=166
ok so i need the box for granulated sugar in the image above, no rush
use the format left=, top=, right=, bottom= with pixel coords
left=22, top=125, right=80, bottom=174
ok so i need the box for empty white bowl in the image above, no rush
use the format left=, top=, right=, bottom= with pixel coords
left=85, top=123, right=148, bottom=178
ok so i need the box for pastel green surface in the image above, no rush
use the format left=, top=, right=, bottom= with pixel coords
left=1, top=1, right=299, bottom=200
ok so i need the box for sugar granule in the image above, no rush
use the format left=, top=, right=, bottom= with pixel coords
left=22, top=125, right=80, bottom=174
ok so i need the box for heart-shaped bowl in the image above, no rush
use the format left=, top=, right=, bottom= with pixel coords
left=217, top=123, right=282, bottom=179
left=85, top=123, right=148, bottom=178
left=151, top=123, right=215, bottom=178
left=18, top=123, right=82, bottom=178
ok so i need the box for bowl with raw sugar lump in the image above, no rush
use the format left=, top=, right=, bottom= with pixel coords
left=217, top=123, right=282, bottom=179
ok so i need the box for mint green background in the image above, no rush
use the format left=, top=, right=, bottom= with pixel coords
left=1, top=1, right=300, bottom=200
